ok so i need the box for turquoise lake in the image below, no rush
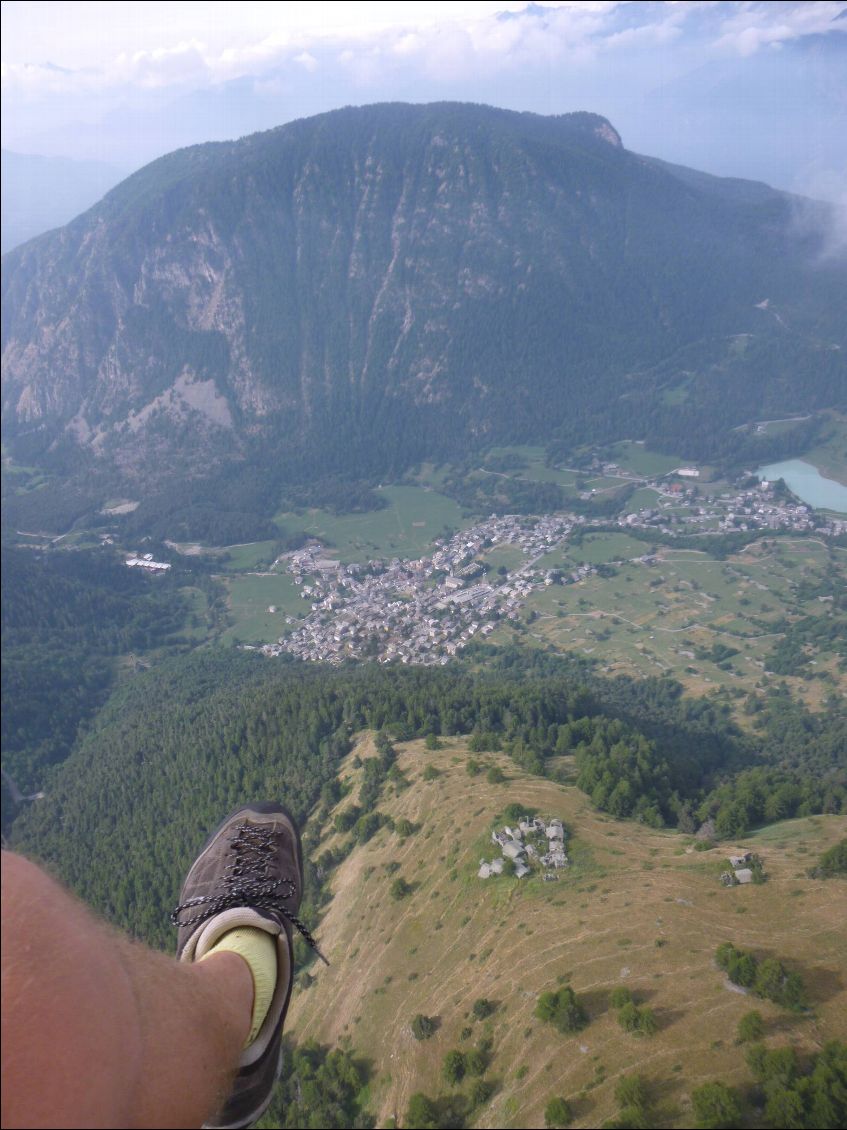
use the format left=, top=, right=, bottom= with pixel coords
left=757, top=459, right=847, bottom=514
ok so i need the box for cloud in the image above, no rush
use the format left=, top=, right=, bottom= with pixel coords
left=4, top=2, right=844, bottom=101
left=293, top=51, right=319, bottom=73
left=791, top=165, right=847, bottom=260
left=713, top=1, right=846, bottom=57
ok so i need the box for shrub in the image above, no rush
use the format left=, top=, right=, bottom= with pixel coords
left=544, top=1096, right=573, bottom=1127
left=422, top=765, right=440, bottom=782
left=486, top=766, right=506, bottom=785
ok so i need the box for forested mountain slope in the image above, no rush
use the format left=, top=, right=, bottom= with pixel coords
left=9, top=647, right=844, bottom=943
left=3, top=103, right=845, bottom=533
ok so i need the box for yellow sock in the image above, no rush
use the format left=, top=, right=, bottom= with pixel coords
left=201, top=927, right=277, bottom=1045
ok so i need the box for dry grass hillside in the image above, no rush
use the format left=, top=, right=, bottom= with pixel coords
left=288, top=734, right=847, bottom=1128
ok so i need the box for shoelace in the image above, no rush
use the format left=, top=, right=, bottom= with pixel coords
left=172, top=824, right=329, bottom=965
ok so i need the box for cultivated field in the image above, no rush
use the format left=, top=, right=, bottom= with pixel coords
left=490, top=537, right=846, bottom=703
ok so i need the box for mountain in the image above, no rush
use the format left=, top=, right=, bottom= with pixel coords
left=3, top=102, right=846, bottom=533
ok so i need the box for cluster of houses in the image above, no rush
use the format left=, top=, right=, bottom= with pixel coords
left=478, top=816, right=569, bottom=881
left=617, top=477, right=844, bottom=538
left=125, top=553, right=171, bottom=571
left=720, top=850, right=760, bottom=886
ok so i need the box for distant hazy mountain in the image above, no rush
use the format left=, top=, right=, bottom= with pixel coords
left=1, top=150, right=129, bottom=254
left=2, top=103, right=845, bottom=526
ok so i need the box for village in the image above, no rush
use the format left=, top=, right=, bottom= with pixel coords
left=259, top=468, right=844, bottom=667
left=261, top=512, right=576, bottom=665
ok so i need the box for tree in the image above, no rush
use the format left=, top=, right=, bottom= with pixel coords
left=746, top=1043, right=799, bottom=1086
left=503, top=802, right=533, bottom=822
left=469, top=1079, right=494, bottom=1108
left=635, top=1007, right=657, bottom=1036
left=354, top=811, right=382, bottom=843
left=754, top=957, right=786, bottom=1002
left=390, top=877, right=413, bottom=900
left=535, top=987, right=588, bottom=1034
left=472, top=998, right=496, bottom=1020
left=764, top=1088, right=806, bottom=1130
left=405, top=1092, right=439, bottom=1129
left=544, top=1096, right=573, bottom=1127
left=615, top=1075, right=649, bottom=1111
left=737, top=1010, right=765, bottom=1043
left=617, top=1002, right=657, bottom=1036
left=486, top=766, right=506, bottom=785
left=411, top=1014, right=436, bottom=1041
left=812, top=838, right=847, bottom=877
left=424, top=733, right=441, bottom=750
left=610, top=986, right=633, bottom=1009
left=690, top=1082, right=743, bottom=1129
left=465, top=1049, right=487, bottom=1076
left=443, top=1050, right=466, bottom=1086
left=611, top=1106, right=650, bottom=1129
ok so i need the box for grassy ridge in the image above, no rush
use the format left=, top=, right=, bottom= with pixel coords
left=290, top=736, right=847, bottom=1128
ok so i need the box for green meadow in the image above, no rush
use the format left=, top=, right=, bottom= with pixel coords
left=609, top=441, right=681, bottom=477
left=220, top=573, right=306, bottom=645
left=275, top=485, right=467, bottom=564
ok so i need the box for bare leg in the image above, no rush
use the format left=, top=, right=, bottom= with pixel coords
left=1, top=852, right=253, bottom=1130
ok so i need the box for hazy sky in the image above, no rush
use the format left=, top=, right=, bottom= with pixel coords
left=3, top=1, right=846, bottom=195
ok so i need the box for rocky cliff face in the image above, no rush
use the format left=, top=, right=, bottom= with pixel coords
left=2, top=102, right=844, bottom=493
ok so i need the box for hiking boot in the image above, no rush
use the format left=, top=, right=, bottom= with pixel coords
left=172, top=802, right=326, bottom=1129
